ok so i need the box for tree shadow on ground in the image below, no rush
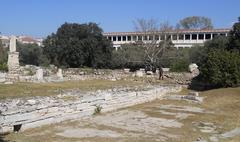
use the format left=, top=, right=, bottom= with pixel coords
left=188, top=77, right=221, bottom=91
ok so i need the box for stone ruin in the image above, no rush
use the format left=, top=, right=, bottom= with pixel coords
left=5, top=36, right=20, bottom=82
left=0, top=85, right=182, bottom=133
left=188, top=63, right=199, bottom=77
left=0, top=37, right=68, bottom=83
left=0, top=37, right=200, bottom=84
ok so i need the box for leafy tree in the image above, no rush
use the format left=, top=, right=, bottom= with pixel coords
left=177, top=16, right=213, bottom=30
left=191, top=35, right=229, bottom=65
left=0, top=40, right=7, bottom=63
left=190, top=18, right=240, bottom=89
left=111, top=45, right=145, bottom=69
left=17, top=43, right=49, bottom=66
left=43, top=23, right=112, bottom=68
left=0, top=40, right=8, bottom=71
left=205, top=35, right=229, bottom=49
left=196, top=49, right=240, bottom=88
left=227, top=17, right=240, bottom=51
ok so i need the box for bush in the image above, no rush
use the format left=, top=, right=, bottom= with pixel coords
left=170, top=58, right=190, bottom=72
left=93, top=105, right=102, bottom=115
left=0, top=43, right=8, bottom=64
left=0, top=63, right=8, bottom=72
left=198, top=49, right=240, bottom=88
left=190, top=20, right=240, bottom=89
left=111, top=45, right=145, bottom=70
left=18, top=43, right=50, bottom=66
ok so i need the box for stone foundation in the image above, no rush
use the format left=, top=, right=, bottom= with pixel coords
left=0, top=85, right=181, bottom=134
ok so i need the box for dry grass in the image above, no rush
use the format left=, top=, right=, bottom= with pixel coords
left=0, top=79, right=142, bottom=100
left=165, top=87, right=240, bottom=142
left=1, top=86, right=240, bottom=142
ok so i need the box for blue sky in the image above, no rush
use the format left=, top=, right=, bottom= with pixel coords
left=0, top=0, right=239, bottom=37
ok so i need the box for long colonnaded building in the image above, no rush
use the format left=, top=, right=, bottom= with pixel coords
left=103, top=29, right=230, bottom=49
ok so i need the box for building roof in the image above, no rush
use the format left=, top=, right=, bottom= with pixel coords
left=103, top=28, right=231, bottom=36
left=19, top=36, right=38, bottom=43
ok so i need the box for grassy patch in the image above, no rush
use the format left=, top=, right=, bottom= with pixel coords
left=0, top=79, right=142, bottom=100
left=168, top=87, right=240, bottom=141
left=93, top=105, right=102, bottom=115
left=2, top=86, right=240, bottom=142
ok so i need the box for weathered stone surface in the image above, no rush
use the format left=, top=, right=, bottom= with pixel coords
left=35, top=68, right=43, bottom=81
left=0, top=85, right=181, bottom=134
left=146, top=71, right=153, bottom=75
left=6, top=36, right=20, bottom=82
left=162, top=68, right=170, bottom=72
left=7, top=36, right=20, bottom=73
left=56, top=68, right=63, bottom=79
left=9, top=36, right=17, bottom=52
left=123, top=68, right=130, bottom=73
left=0, top=72, right=6, bottom=83
left=189, top=63, right=199, bottom=77
left=189, top=63, right=198, bottom=73
left=139, top=68, right=145, bottom=71
left=164, top=72, right=195, bottom=85
left=189, top=91, right=199, bottom=97
left=7, top=53, right=20, bottom=72
left=135, top=70, right=144, bottom=77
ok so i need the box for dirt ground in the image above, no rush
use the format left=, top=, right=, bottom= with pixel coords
left=2, top=87, right=240, bottom=142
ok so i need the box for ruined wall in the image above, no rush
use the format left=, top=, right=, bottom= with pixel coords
left=3, top=66, right=130, bottom=83
left=0, top=85, right=181, bottom=134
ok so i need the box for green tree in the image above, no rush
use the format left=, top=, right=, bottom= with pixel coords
left=177, top=16, right=213, bottom=30
left=190, top=18, right=240, bottom=89
left=0, top=39, right=8, bottom=71
left=111, top=45, right=145, bottom=69
left=197, top=49, right=240, bottom=88
left=17, top=43, right=49, bottom=66
left=43, top=22, right=112, bottom=68
left=0, top=40, right=6, bottom=63
left=228, top=17, right=240, bottom=51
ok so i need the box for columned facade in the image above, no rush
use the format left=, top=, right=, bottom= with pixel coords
left=104, top=29, right=230, bottom=49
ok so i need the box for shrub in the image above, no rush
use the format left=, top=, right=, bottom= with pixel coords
left=18, top=43, right=50, bottom=66
left=170, top=58, right=190, bottom=72
left=198, top=49, right=240, bottom=88
left=0, top=63, right=8, bottom=72
left=111, top=45, right=145, bottom=70
left=93, top=105, right=102, bottom=115
left=191, top=19, right=240, bottom=89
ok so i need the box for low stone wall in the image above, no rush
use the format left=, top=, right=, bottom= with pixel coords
left=1, top=66, right=131, bottom=83
left=0, top=73, right=6, bottom=83
left=0, top=85, right=181, bottom=134
left=164, top=72, right=197, bottom=85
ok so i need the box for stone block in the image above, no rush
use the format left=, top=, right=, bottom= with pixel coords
left=188, top=91, right=199, bottom=97
left=189, top=63, right=199, bottom=73
left=104, top=93, right=112, bottom=101
left=0, top=85, right=182, bottom=134
left=162, top=68, right=170, bottom=72
left=26, top=100, right=37, bottom=105
left=135, top=70, right=144, bottom=77
left=146, top=71, right=153, bottom=75
left=123, top=68, right=130, bottom=73
left=35, top=68, right=43, bottom=81
left=0, top=73, right=6, bottom=83
left=57, top=68, right=63, bottom=79
left=9, top=36, right=17, bottom=52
